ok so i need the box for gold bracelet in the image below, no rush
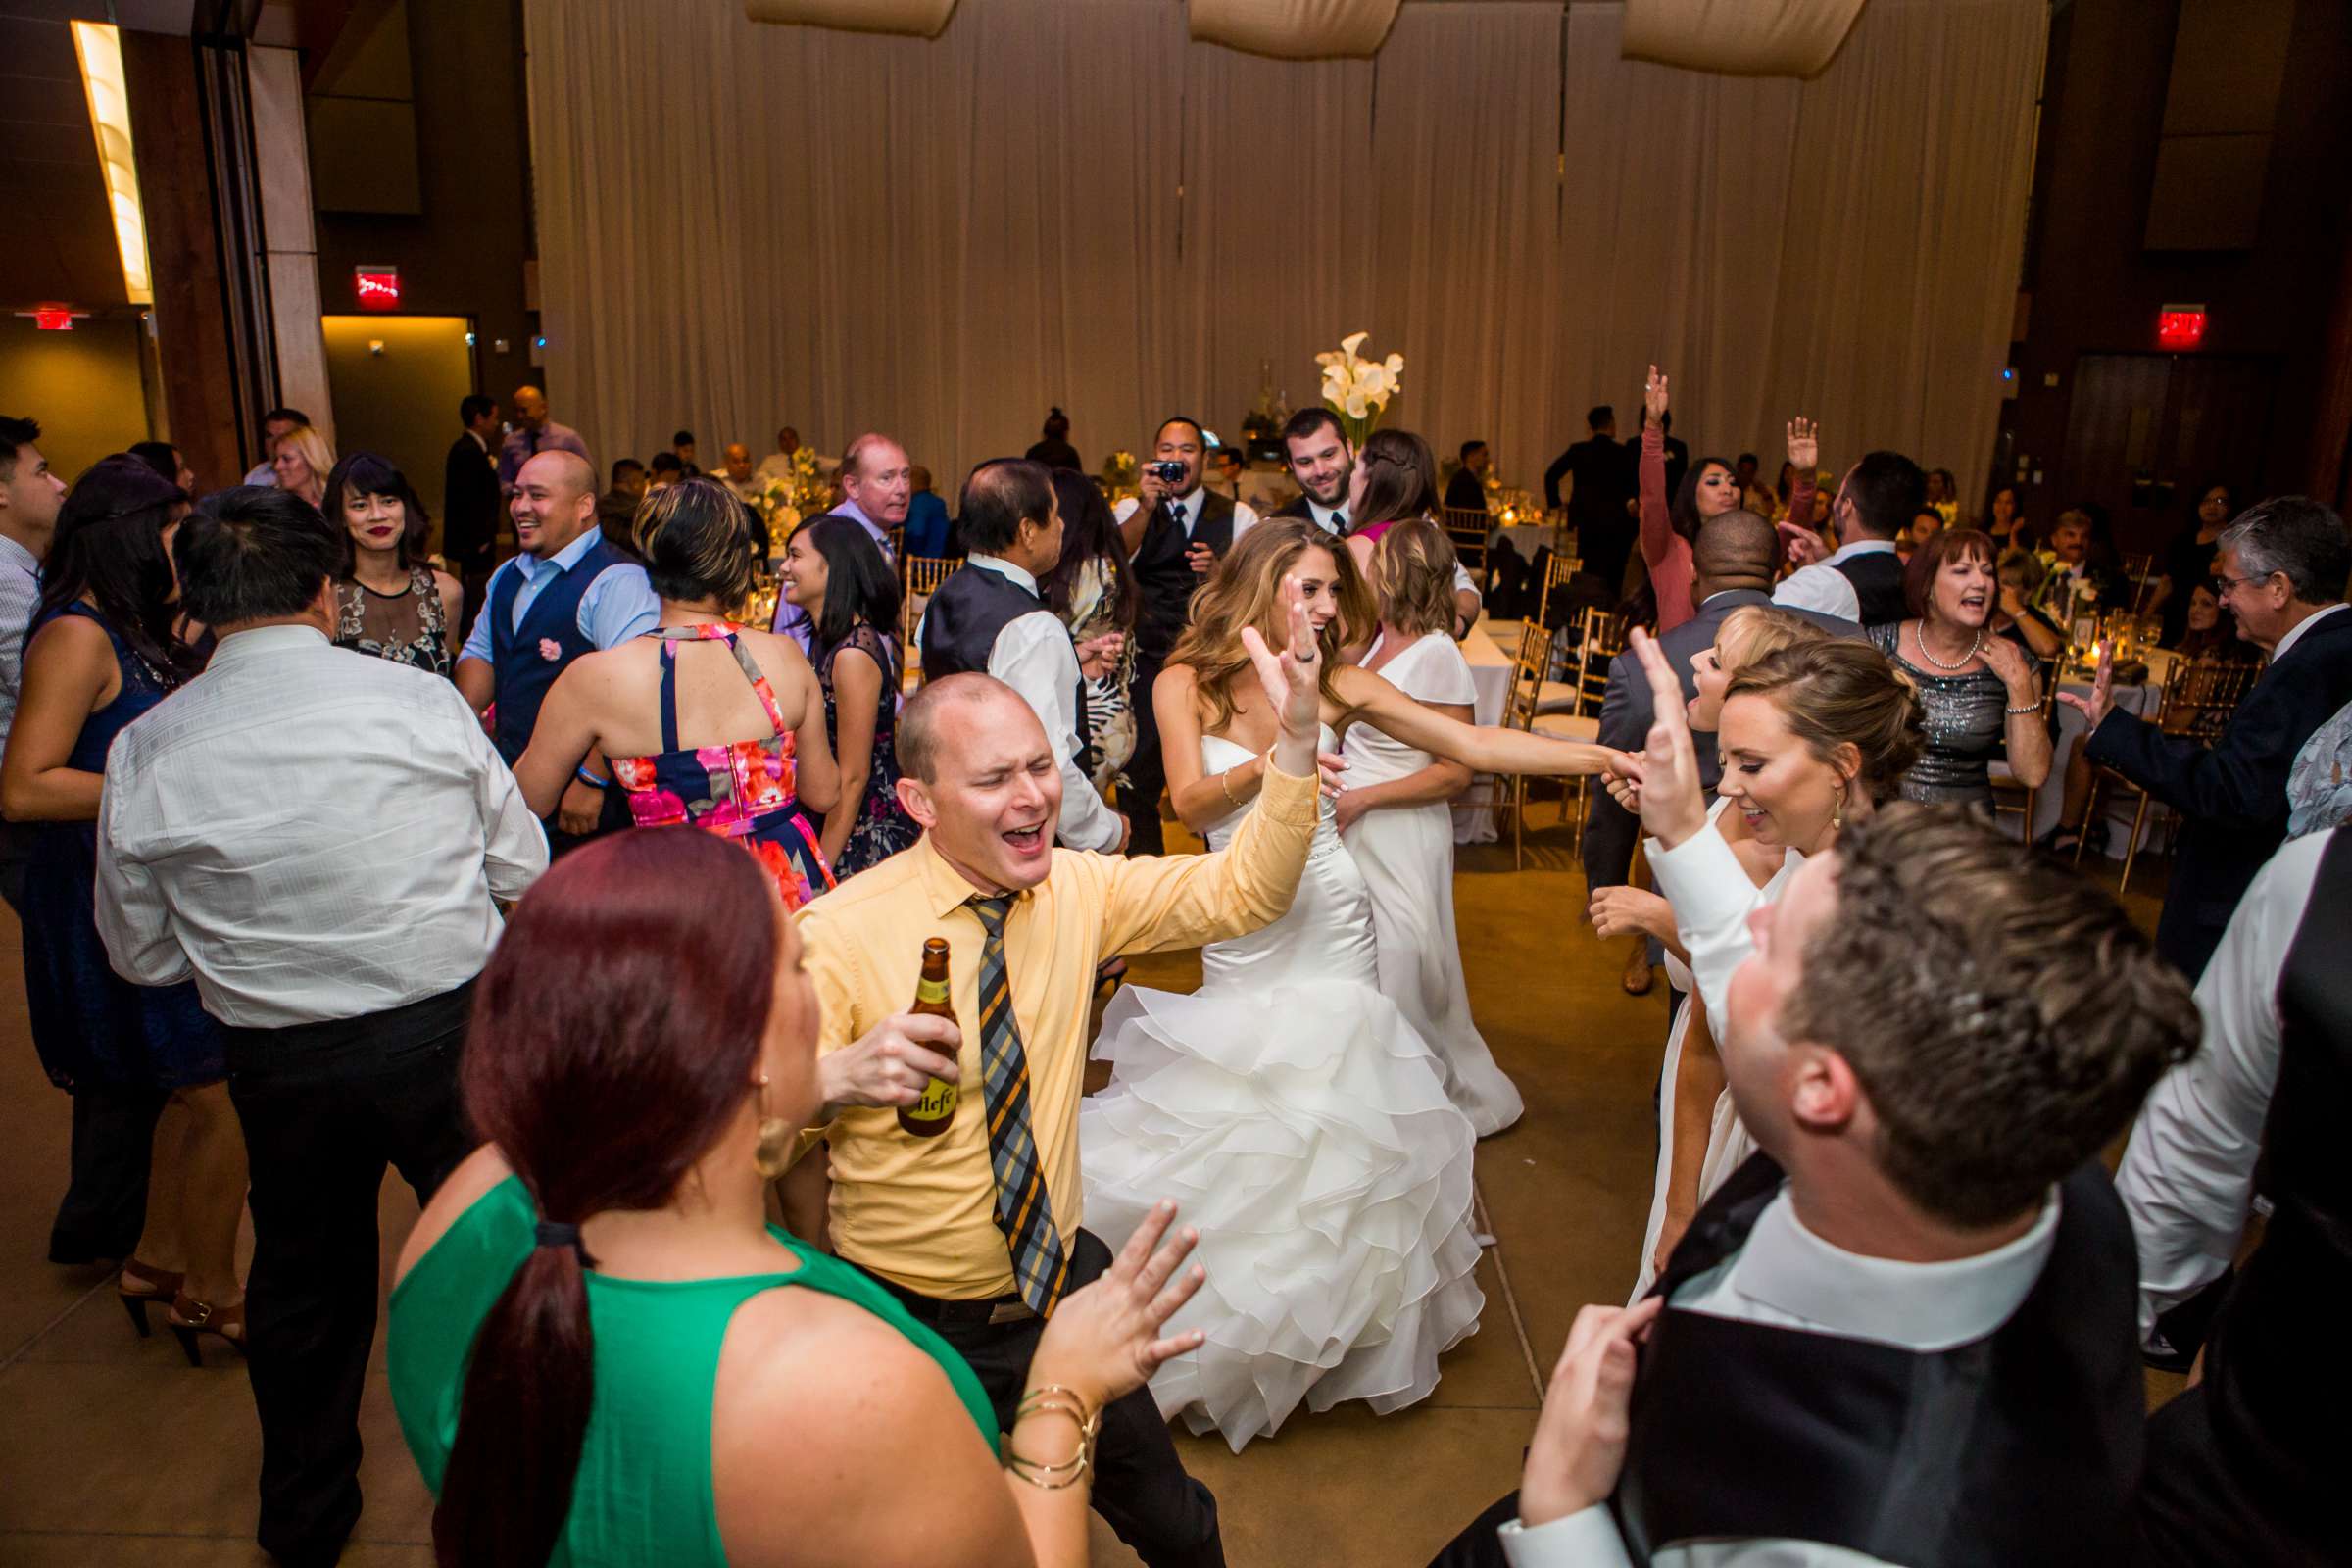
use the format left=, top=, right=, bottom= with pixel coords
left=1219, top=766, right=1243, bottom=808
left=1004, top=1386, right=1100, bottom=1491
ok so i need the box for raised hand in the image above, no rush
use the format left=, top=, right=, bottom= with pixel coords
left=1240, top=574, right=1324, bottom=752
left=1643, top=366, right=1669, bottom=431
left=1028, top=1200, right=1209, bottom=1410
left=1786, top=416, right=1819, bottom=473
left=1979, top=633, right=2035, bottom=700
left=2056, top=643, right=2116, bottom=729
left=1777, top=520, right=1825, bottom=568
left=1518, top=1297, right=1666, bottom=1529
left=1627, top=628, right=1707, bottom=850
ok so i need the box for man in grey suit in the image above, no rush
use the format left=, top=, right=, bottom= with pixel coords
left=1582, top=510, right=1858, bottom=990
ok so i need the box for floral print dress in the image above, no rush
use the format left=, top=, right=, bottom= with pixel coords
left=608, top=623, right=836, bottom=910
left=816, top=622, right=921, bottom=878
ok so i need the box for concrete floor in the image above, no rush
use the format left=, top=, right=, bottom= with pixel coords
left=0, top=806, right=2185, bottom=1566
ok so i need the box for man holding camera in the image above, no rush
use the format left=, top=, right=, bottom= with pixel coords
left=1112, top=417, right=1252, bottom=855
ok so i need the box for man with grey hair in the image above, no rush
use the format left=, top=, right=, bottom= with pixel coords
left=833, top=431, right=910, bottom=563
left=2068, top=495, right=2352, bottom=978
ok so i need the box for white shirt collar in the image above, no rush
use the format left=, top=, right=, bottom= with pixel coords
left=1307, top=496, right=1348, bottom=535
left=1717, top=1184, right=2061, bottom=1351
left=0, top=531, right=38, bottom=576
left=206, top=623, right=333, bottom=667
left=2271, top=601, right=2346, bottom=664
left=965, top=553, right=1040, bottom=593
left=466, top=428, right=488, bottom=453
left=1174, top=488, right=1204, bottom=532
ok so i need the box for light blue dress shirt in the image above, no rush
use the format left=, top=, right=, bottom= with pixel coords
left=457, top=526, right=661, bottom=666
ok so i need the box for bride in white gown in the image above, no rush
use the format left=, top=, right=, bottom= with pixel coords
left=1081, top=517, right=1630, bottom=1449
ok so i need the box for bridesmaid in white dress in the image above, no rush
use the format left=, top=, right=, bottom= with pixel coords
left=1601, top=614, right=1925, bottom=1298
left=1595, top=607, right=1824, bottom=1296
left=1080, top=518, right=1630, bottom=1450
left=1339, top=520, right=1522, bottom=1135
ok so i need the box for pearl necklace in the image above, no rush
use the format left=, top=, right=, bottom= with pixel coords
left=1913, top=621, right=1983, bottom=672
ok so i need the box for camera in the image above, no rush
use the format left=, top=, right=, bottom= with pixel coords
left=1145, top=460, right=1188, bottom=484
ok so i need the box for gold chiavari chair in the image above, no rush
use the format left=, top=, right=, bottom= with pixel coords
left=1987, top=669, right=2061, bottom=843
left=899, top=555, right=960, bottom=671
left=2075, top=657, right=2258, bottom=890
left=1442, top=508, right=1491, bottom=590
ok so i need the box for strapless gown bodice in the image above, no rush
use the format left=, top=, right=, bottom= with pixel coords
left=1196, top=727, right=1378, bottom=992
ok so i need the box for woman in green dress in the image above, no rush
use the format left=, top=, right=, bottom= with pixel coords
left=388, top=827, right=1207, bottom=1568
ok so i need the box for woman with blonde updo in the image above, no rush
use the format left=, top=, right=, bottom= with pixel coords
left=1601, top=621, right=1922, bottom=1291
left=1080, top=517, right=1632, bottom=1450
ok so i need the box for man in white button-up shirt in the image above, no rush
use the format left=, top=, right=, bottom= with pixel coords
left=95, top=486, right=547, bottom=1568
left=918, top=460, right=1125, bottom=853
left=1428, top=658, right=2196, bottom=1567
left=0, top=414, right=66, bottom=913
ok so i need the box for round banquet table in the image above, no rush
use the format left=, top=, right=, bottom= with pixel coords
left=1450, top=619, right=1515, bottom=844
left=2028, top=662, right=2166, bottom=853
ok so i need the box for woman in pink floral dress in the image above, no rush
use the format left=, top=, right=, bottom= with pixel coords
left=514, top=480, right=841, bottom=908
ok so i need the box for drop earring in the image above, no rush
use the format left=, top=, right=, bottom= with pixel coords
left=754, top=1072, right=792, bottom=1180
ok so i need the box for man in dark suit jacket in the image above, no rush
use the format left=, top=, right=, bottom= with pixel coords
left=1583, top=510, right=1859, bottom=990
left=1630, top=410, right=1690, bottom=514
left=1544, top=405, right=1637, bottom=603
left=2076, top=497, right=2352, bottom=980
left=442, top=393, right=505, bottom=639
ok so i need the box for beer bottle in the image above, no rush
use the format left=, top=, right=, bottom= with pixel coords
left=897, top=938, right=959, bottom=1138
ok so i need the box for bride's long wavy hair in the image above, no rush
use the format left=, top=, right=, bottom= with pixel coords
left=1170, top=517, right=1373, bottom=733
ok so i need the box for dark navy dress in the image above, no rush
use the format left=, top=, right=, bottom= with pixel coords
left=22, top=605, right=223, bottom=1092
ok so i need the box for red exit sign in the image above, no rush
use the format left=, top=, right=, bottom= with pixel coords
left=354, top=266, right=401, bottom=311
left=2157, top=304, right=2206, bottom=351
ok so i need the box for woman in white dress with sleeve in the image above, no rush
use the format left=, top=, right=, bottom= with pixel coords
left=1607, top=618, right=1925, bottom=1296
left=1079, top=519, right=1634, bottom=1450
left=1339, top=520, right=1521, bottom=1134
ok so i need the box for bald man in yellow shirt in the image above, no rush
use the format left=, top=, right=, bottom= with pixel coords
left=794, top=598, right=1331, bottom=1568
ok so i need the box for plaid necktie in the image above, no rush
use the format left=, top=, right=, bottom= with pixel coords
left=966, top=894, right=1070, bottom=1317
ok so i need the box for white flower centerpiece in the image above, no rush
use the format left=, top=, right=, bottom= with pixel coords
left=1316, top=330, right=1404, bottom=448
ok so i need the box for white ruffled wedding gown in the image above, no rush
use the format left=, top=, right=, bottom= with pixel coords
left=1079, top=729, right=1487, bottom=1451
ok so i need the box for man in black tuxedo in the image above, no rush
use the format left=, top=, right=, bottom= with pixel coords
left=2072, top=495, right=2352, bottom=981
left=1112, top=416, right=1238, bottom=855
left=441, top=393, right=504, bottom=639
left=1544, top=405, right=1637, bottom=602
left=1582, top=511, right=1857, bottom=990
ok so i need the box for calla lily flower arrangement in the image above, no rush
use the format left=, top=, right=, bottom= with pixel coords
left=1317, top=330, right=1404, bottom=447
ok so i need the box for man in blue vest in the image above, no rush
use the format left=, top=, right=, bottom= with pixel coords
left=455, top=450, right=659, bottom=854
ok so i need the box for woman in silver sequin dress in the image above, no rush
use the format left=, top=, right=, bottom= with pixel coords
left=1866, top=528, right=2050, bottom=810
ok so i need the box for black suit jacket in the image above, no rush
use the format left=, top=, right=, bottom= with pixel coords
left=2086, top=609, right=2352, bottom=979
left=1581, top=590, right=1860, bottom=888
left=1544, top=435, right=1633, bottom=520
left=441, top=432, right=501, bottom=573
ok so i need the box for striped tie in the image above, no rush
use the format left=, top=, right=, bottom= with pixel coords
left=965, top=894, right=1071, bottom=1317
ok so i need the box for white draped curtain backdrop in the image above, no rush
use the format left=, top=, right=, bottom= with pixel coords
left=524, top=0, right=2042, bottom=506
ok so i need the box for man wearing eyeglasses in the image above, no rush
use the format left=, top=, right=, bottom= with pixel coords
left=2062, top=496, right=2352, bottom=980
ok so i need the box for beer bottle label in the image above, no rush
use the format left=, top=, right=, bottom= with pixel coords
left=916, top=976, right=950, bottom=1007
left=914, top=1076, right=958, bottom=1122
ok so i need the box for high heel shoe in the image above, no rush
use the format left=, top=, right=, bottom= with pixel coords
left=117, top=1259, right=184, bottom=1339
left=166, top=1291, right=247, bottom=1367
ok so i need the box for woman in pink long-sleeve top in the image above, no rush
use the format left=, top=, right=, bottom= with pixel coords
left=1638, top=367, right=1817, bottom=629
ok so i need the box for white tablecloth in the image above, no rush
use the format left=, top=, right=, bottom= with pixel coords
left=2032, top=672, right=2161, bottom=852
left=1451, top=622, right=1514, bottom=844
